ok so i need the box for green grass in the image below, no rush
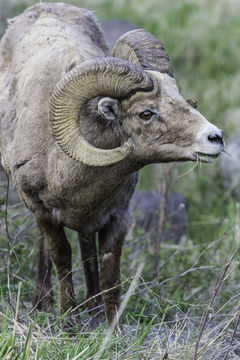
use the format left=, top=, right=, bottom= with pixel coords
left=1, top=0, right=240, bottom=358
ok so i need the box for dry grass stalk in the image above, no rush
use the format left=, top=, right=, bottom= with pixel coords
left=193, top=202, right=240, bottom=360
left=154, top=163, right=175, bottom=278
left=94, top=262, right=144, bottom=360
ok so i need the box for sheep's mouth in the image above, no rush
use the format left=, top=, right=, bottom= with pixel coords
left=195, top=152, right=220, bottom=163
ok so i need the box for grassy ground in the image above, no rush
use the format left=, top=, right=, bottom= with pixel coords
left=1, top=0, right=240, bottom=358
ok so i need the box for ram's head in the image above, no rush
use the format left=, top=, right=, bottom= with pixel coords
left=50, top=29, right=224, bottom=167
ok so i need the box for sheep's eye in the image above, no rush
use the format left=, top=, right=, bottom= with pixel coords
left=139, top=110, right=154, bottom=121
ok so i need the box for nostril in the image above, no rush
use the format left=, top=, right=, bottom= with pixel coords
left=208, top=133, right=224, bottom=146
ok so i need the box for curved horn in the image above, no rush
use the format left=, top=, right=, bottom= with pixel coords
left=113, top=29, right=173, bottom=76
left=50, top=57, right=152, bottom=166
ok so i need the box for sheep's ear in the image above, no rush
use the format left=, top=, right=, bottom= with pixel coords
left=98, top=97, right=121, bottom=122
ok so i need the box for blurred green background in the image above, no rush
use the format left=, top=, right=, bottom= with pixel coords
left=0, top=0, right=240, bottom=323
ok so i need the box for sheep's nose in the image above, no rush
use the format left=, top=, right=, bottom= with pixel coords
left=208, top=130, right=224, bottom=146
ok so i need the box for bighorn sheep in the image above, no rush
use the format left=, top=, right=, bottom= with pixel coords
left=0, top=3, right=224, bottom=324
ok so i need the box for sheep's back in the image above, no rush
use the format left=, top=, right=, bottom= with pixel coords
left=0, top=3, right=108, bottom=189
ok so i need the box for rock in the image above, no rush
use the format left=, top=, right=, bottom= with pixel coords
left=221, top=136, right=240, bottom=199
left=101, top=19, right=137, bottom=51
left=129, top=190, right=188, bottom=244
left=223, top=107, right=240, bottom=139
left=220, top=107, right=240, bottom=199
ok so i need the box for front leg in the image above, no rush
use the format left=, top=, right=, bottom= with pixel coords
left=33, top=233, right=53, bottom=310
left=78, top=233, right=102, bottom=314
left=36, top=215, right=76, bottom=315
left=98, top=213, right=127, bottom=325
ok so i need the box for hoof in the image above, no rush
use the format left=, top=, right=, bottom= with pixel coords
left=85, top=296, right=103, bottom=316
left=32, top=287, right=54, bottom=310
left=83, top=315, right=106, bottom=330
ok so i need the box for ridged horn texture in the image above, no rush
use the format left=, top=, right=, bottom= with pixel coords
left=50, top=57, right=153, bottom=166
left=113, top=29, right=173, bottom=76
